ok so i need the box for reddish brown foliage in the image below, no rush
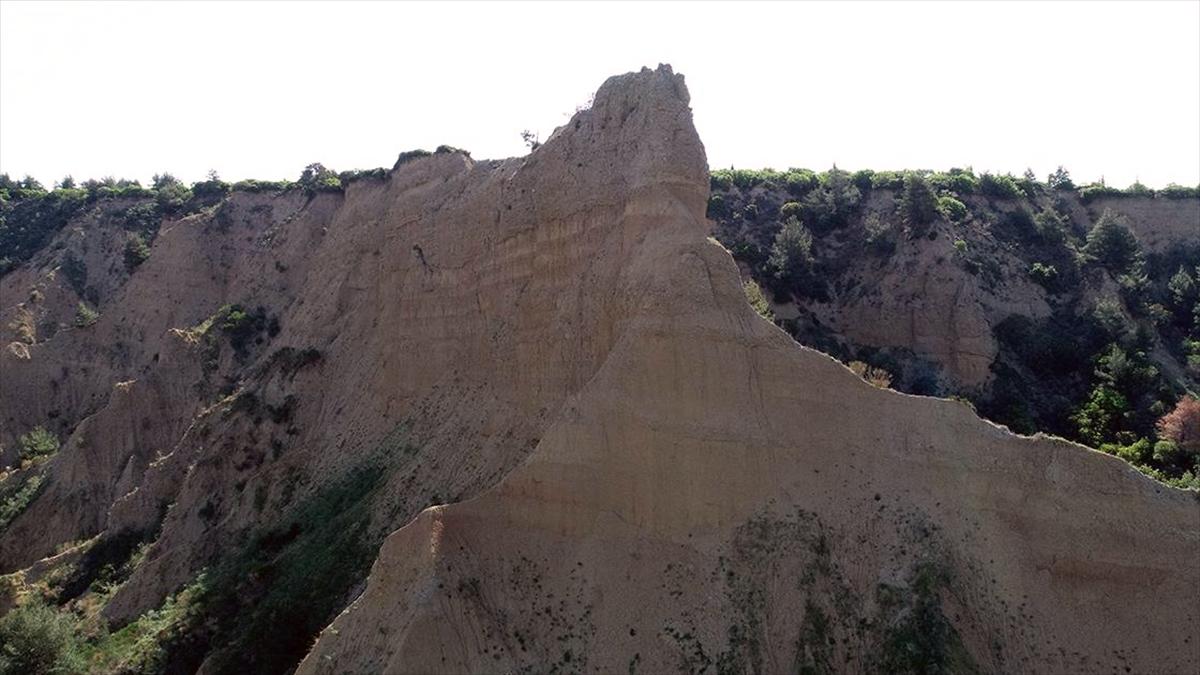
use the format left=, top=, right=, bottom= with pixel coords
left=1157, top=396, right=1200, bottom=453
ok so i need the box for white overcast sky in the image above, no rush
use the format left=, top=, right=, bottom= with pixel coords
left=2, top=1, right=1198, bottom=188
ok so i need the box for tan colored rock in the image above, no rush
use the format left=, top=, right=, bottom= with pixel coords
left=298, top=67, right=1199, bottom=675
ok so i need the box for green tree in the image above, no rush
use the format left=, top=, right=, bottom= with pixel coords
left=767, top=216, right=814, bottom=285
left=899, top=172, right=939, bottom=226
left=1047, top=166, right=1075, bottom=191
left=1073, top=384, right=1130, bottom=447
left=1084, top=209, right=1140, bottom=272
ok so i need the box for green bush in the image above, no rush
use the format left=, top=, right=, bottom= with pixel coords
left=1029, top=262, right=1059, bottom=290
left=1078, top=182, right=1124, bottom=204
left=74, top=302, right=99, bottom=328
left=1159, top=183, right=1200, bottom=199
left=124, top=234, right=150, bottom=271
left=17, top=426, right=59, bottom=462
left=435, top=145, right=470, bottom=156
left=393, top=149, right=432, bottom=169
left=230, top=179, right=293, bottom=194
left=0, top=600, right=85, bottom=674
left=800, top=168, right=862, bottom=233
left=297, top=163, right=342, bottom=194
left=928, top=168, right=979, bottom=195
left=1033, top=208, right=1069, bottom=244
left=337, top=168, right=388, bottom=185
left=936, top=195, right=967, bottom=222
left=783, top=169, right=819, bottom=197
left=870, top=171, right=905, bottom=190
left=978, top=172, right=1023, bottom=199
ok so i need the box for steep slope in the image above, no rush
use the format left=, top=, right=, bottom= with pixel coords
left=298, top=68, right=1199, bottom=674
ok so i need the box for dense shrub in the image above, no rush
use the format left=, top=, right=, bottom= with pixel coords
left=978, top=172, right=1023, bottom=199
left=1033, top=208, right=1069, bottom=244
left=16, top=426, right=59, bottom=463
left=928, top=168, right=979, bottom=195
left=0, top=600, right=85, bottom=674
left=936, top=195, right=967, bottom=222
left=435, top=145, right=470, bottom=156
left=783, top=169, right=819, bottom=197
left=870, top=171, right=905, bottom=190
left=153, top=174, right=192, bottom=213
left=297, top=163, right=342, bottom=194
left=1159, top=183, right=1200, bottom=199
left=230, top=179, right=293, bottom=194
left=124, top=234, right=151, bottom=271
left=1029, top=262, right=1059, bottom=290
left=337, top=168, right=388, bottom=185
left=800, top=168, right=862, bottom=233
left=1078, top=182, right=1124, bottom=204
left=393, top=149, right=432, bottom=169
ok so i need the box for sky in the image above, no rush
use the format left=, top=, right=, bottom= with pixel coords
left=2, top=1, right=1198, bottom=189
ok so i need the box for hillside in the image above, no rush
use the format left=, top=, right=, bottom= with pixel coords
left=0, top=66, right=1197, bottom=674
left=709, top=168, right=1200, bottom=486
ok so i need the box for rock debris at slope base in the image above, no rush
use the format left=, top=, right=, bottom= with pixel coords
left=298, top=66, right=1199, bottom=674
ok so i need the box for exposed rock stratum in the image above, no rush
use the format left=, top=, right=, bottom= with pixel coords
left=1, top=66, right=1198, bottom=674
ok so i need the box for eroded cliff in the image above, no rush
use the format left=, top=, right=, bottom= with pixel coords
left=0, top=66, right=1197, bottom=674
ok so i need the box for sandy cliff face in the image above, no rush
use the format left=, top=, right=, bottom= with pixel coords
left=295, top=68, right=1199, bottom=674
left=1, top=65, right=1197, bottom=674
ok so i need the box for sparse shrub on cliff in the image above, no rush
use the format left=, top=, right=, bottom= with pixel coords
left=848, top=361, right=892, bottom=388
left=743, top=279, right=774, bottom=321
left=17, top=426, right=59, bottom=463
left=783, top=169, right=819, bottom=197
left=394, top=149, right=433, bottom=170
left=297, top=163, right=342, bottom=194
left=936, top=195, right=967, bottom=222
left=124, top=234, right=150, bottom=271
left=1084, top=209, right=1141, bottom=272
left=435, top=145, right=470, bottom=156
left=74, top=301, right=99, bottom=328
left=1029, top=262, right=1059, bottom=291
left=60, top=253, right=88, bottom=296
